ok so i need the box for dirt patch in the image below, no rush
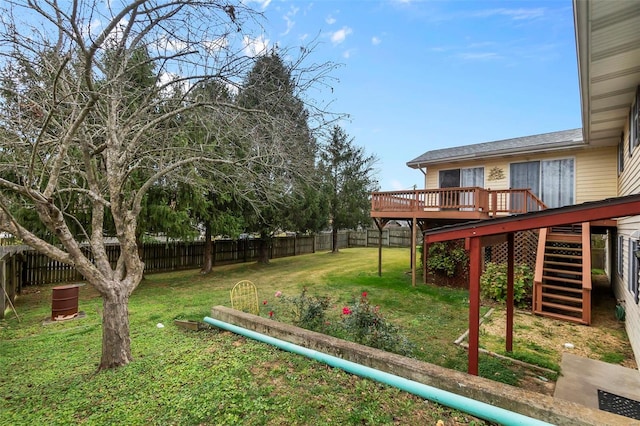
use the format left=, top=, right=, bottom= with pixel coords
left=477, top=276, right=637, bottom=394
left=481, top=309, right=635, bottom=368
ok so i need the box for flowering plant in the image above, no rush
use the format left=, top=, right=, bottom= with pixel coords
left=340, top=291, right=414, bottom=356
left=274, top=288, right=332, bottom=331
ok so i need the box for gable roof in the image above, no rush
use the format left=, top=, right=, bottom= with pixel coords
left=407, top=128, right=584, bottom=169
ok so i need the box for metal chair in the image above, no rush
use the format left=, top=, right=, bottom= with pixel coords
left=230, top=280, right=259, bottom=315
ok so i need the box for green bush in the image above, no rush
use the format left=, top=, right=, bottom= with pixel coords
left=341, top=292, right=414, bottom=356
left=480, top=262, right=533, bottom=307
left=271, top=289, right=414, bottom=356
left=426, top=242, right=468, bottom=277
left=278, top=288, right=332, bottom=331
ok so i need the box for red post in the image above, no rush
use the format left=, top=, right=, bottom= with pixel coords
left=506, top=232, right=514, bottom=353
left=468, top=236, right=482, bottom=375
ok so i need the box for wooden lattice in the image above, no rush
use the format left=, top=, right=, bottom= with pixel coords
left=487, top=230, right=539, bottom=270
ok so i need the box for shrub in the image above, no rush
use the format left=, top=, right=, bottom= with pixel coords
left=341, top=292, right=414, bottom=356
left=480, top=262, right=533, bottom=307
left=278, top=288, right=332, bottom=331
left=427, top=242, right=468, bottom=277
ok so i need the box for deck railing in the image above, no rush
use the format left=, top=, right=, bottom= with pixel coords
left=371, top=187, right=546, bottom=216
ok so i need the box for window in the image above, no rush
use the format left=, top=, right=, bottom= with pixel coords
left=510, top=161, right=540, bottom=196
left=629, top=239, right=639, bottom=304
left=540, top=159, right=574, bottom=208
left=460, top=167, right=484, bottom=211
left=631, top=86, right=639, bottom=156
left=461, top=167, right=484, bottom=188
left=439, top=169, right=460, bottom=188
left=439, top=167, right=484, bottom=211
left=618, top=236, right=624, bottom=277
left=438, top=167, right=486, bottom=188
left=618, top=133, right=625, bottom=175
left=636, top=86, right=640, bottom=149
left=510, top=159, right=574, bottom=209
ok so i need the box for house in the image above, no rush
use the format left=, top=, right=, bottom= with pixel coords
left=406, top=128, right=616, bottom=210
left=370, top=0, right=640, bottom=371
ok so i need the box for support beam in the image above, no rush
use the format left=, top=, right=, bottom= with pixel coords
left=411, top=218, right=417, bottom=287
left=373, top=219, right=389, bottom=277
left=378, top=227, right=383, bottom=277
left=506, top=233, right=514, bottom=353
left=468, top=236, right=482, bottom=375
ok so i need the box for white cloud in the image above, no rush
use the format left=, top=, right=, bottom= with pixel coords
left=157, top=35, right=188, bottom=53
left=473, top=8, right=545, bottom=21
left=330, top=26, right=352, bottom=45
left=243, top=34, right=269, bottom=57
left=457, top=52, right=500, bottom=61
left=158, top=72, right=190, bottom=96
left=246, top=0, right=271, bottom=11
left=371, top=36, right=381, bottom=46
left=390, top=180, right=407, bottom=190
left=82, top=18, right=103, bottom=38
left=326, top=15, right=336, bottom=25
left=282, top=5, right=299, bottom=36
left=203, top=37, right=229, bottom=53
left=342, top=49, right=356, bottom=59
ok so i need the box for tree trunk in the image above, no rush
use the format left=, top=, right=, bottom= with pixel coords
left=99, top=291, right=133, bottom=370
left=332, top=227, right=339, bottom=253
left=201, top=222, right=213, bottom=274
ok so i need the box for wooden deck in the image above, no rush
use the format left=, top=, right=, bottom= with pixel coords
left=371, top=187, right=546, bottom=220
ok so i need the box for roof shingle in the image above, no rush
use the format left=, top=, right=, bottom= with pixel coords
left=407, top=128, right=584, bottom=168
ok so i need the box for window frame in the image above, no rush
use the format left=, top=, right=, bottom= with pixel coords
left=629, top=239, right=639, bottom=304
left=618, top=132, right=625, bottom=176
left=631, top=86, right=639, bottom=156
left=618, top=235, right=624, bottom=278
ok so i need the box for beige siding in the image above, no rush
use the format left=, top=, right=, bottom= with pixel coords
left=575, top=146, right=618, bottom=203
left=423, top=146, right=617, bottom=204
left=425, top=159, right=511, bottom=190
left=614, top=121, right=640, bottom=367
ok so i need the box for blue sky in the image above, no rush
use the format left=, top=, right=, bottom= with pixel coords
left=246, top=0, right=582, bottom=191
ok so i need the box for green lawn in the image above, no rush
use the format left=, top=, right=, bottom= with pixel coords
left=1, top=248, right=502, bottom=425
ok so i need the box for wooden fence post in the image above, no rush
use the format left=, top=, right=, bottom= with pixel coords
left=0, top=258, right=6, bottom=320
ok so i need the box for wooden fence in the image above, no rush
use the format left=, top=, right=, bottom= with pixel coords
left=0, top=228, right=413, bottom=317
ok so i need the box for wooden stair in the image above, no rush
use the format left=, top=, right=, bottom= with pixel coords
left=533, top=223, right=592, bottom=325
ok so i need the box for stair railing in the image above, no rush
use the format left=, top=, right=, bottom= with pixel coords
left=533, top=227, right=548, bottom=314
left=581, top=222, right=592, bottom=325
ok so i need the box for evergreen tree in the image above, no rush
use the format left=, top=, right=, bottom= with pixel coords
left=319, top=126, right=379, bottom=252
left=237, top=50, right=322, bottom=262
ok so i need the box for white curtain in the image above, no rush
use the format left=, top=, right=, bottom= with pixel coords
left=460, top=167, right=484, bottom=210
left=541, top=159, right=574, bottom=208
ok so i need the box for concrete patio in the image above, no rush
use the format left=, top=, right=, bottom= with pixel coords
left=555, top=353, right=640, bottom=421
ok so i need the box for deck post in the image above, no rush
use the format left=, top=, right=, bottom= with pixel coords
left=506, top=232, right=514, bottom=353
left=468, top=236, right=482, bottom=376
left=373, top=219, right=389, bottom=277
left=378, top=228, right=382, bottom=277
left=411, top=218, right=417, bottom=286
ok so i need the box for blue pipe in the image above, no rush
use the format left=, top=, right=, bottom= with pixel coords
left=203, top=316, right=552, bottom=426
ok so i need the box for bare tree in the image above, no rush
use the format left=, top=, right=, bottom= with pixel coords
left=0, top=0, right=337, bottom=369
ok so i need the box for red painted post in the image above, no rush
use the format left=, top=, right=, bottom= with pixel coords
left=468, top=236, right=482, bottom=375
left=506, top=232, right=514, bottom=353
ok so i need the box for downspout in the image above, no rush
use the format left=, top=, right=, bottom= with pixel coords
left=203, top=316, right=552, bottom=426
